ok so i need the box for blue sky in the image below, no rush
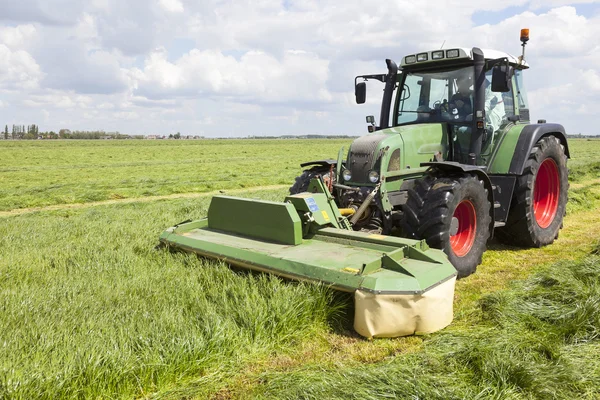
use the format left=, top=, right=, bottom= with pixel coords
left=0, top=0, right=599, bottom=136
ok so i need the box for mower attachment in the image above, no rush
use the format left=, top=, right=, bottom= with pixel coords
left=160, top=184, right=457, bottom=338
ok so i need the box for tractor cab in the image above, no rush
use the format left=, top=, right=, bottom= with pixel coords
left=355, top=45, right=530, bottom=165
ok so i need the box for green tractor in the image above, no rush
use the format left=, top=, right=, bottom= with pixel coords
left=160, top=30, right=568, bottom=338
left=291, top=29, right=569, bottom=277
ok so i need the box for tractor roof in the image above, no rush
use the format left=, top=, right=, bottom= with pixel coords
left=401, top=47, right=529, bottom=69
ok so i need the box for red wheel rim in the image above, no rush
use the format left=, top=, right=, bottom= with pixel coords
left=533, top=158, right=560, bottom=228
left=450, top=200, right=476, bottom=257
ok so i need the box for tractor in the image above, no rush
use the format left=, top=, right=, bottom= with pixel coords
left=290, top=29, right=569, bottom=277
left=160, top=29, right=569, bottom=338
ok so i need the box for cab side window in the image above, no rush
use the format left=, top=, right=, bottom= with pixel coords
left=397, top=75, right=420, bottom=125
left=514, top=70, right=530, bottom=121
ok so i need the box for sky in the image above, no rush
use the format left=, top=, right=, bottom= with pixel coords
left=0, top=0, right=599, bottom=137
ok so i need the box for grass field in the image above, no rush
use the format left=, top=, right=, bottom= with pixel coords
left=0, top=139, right=351, bottom=211
left=1, top=138, right=599, bottom=399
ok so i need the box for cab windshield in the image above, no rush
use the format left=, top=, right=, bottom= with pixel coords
left=395, top=66, right=473, bottom=126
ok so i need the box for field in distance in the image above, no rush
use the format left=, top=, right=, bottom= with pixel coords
left=0, top=139, right=352, bottom=211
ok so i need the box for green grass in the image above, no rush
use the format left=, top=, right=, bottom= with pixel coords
left=0, top=139, right=352, bottom=211
left=250, top=252, right=600, bottom=399
left=0, top=190, right=345, bottom=399
left=0, top=138, right=599, bottom=399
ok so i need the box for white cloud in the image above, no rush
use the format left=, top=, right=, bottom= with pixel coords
left=158, top=0, right=184, bottom=13
left=0, top=1, right=598, bottom=136
left=0, top=24, right=37, bottom=49
left=131, top=47, right=332, bottom=105
left=97, top=102, right=115, bottom=110
left=21, top=93, right=93, bottom=109
left=114, top=111, right=139, bottom=120
left=0, top=44, right=43, bottom=90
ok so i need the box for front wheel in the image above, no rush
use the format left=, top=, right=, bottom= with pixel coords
left=289, top=166, right=334, bottom=195
left=402, top=174, right=492, bottom=278
left=496, top=135, right=568, bottom=247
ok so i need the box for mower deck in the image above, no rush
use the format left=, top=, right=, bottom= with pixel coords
left=160, top=219, right=455, bottom=295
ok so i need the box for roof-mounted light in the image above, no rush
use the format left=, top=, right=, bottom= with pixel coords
left=405, top=55, right=416, bottom=64
left=432, top=50, right=444, bottom=60
left=417, top=53, right=428, bottom=62
left=519, top=28, right=529, bottom=65
left=446, top=49, right=460, bottom=58
left=520, top=28, right=529, bottom=43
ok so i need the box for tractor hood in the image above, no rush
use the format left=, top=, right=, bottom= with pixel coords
left=345, top=123, right=447, bottom=184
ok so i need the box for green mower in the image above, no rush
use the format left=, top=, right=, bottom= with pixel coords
left=160, top=29, right=569, bottom=338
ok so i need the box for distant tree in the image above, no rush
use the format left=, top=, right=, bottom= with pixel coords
left=3, top=125, right=7, bottom=140
left=169, top=134, right=174, bottom=139
left=59, top=129, right=71, bottom=139
left=12, top=124, right=24, bottom=139
left=174, top=132, right=181, bottom=139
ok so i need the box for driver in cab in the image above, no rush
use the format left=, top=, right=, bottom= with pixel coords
left=447, top=75, right=505, bottom=134
left=449, top=76, right=473, bottom=120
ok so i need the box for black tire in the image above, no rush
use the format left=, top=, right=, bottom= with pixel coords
left=289, top=167, right=332, bottom=194
left=496, top=135, right=568, bottom=247
left=402, top=174, right=492, bottom=278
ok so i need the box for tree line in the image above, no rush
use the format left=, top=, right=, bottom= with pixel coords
left=2, top=125, right=143, bottom=140
left=4, top=124, right=40, bottom=140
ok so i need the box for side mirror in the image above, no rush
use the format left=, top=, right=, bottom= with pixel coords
left=355, top=82, right=366, bottom=104
left=491, top=65, right=514, bottom=92
left=366, top=115, right=375, bottom=124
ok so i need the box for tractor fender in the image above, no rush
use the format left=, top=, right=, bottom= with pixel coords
left=421, top=161, right=496, bottom=238
left=300, top=159, right=338, bottom=169
left=507, top=124, right=570, bottom=175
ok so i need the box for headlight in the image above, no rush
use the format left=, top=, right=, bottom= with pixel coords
left=342, top=169, right=352, bottom=182
left=368, top=171, right=379, bottom=183
left=446, top=49, right=460, bottom=58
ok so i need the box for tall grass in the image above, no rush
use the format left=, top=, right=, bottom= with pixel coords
left=252, top=251, right=600, bottom=399
left=0, top=189, right=344, bottom=399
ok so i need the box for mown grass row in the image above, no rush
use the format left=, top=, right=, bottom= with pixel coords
left=0, top=139, right=352, bottom=211
left=249, top=249, right=600, bottom=399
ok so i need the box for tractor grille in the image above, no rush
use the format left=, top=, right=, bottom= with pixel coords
left=347, top=134, right=387, bottom=183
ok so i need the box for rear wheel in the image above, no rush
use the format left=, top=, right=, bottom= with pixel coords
left=402, top=174, right=491, bottom=278
left=496, top=135, right=568, bottom=247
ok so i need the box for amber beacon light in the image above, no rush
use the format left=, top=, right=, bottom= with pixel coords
left=520, top=28, right=530, bottom=43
